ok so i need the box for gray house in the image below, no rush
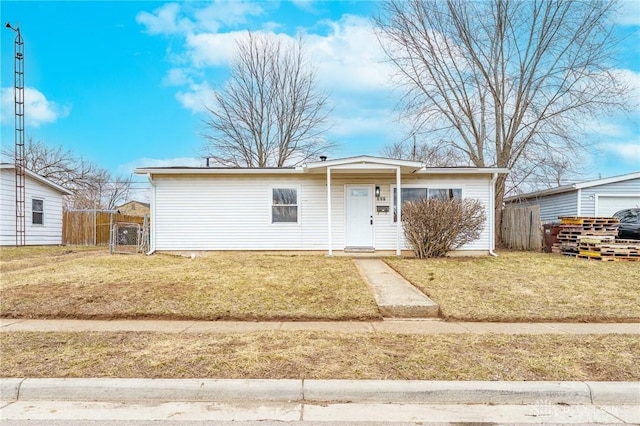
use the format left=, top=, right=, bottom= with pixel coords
left=504, top=172, right=640, bottom=223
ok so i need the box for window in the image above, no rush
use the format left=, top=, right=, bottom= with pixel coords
left=272, top=188, right=298, bottom=223
left=32, top=199, right=44, bottom=225
left=393, top=187, right=462, bottom=222
left=428, top=188, right=462, bottom=201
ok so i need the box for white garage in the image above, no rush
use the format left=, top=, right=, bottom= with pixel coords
left=596, top=195, right=640, bottom=216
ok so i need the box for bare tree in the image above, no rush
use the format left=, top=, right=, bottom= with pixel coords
left=381, top=136, right=467, bottom=167
left=203, top=32, right=334, bottom=167
left=2, top=137, right=132, bottom=210
left=375, top=0, right=629, bottom=241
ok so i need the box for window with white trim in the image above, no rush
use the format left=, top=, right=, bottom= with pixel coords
left=272, top=188, right=298, bottom=223
left=32, top=198, right=44, bottom=225
left=393, top=187, right=462, bottom=222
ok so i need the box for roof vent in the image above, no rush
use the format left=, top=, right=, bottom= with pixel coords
left=320, top=155, right=327, bottom=162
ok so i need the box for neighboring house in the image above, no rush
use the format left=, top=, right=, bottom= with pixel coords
left=135, top=156, right=508, bottom=255
left=116, top=200, right=150, bottom=216
left=504, top=171, right=640, bottom=223
left=0, top=163, right=73, bottom=246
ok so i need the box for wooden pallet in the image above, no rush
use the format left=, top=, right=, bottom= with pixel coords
left=559, top=217, right=620, bottom=225
left=578, top=254, right=639, bottom=262
left=575, top=237, right=640, bottom=261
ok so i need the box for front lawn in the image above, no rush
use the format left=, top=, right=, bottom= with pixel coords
left=1, top=331, right=637, bottom=381
left=386, top=252, right=640, bottom=322
left=0, top=248, right=381, bottom=321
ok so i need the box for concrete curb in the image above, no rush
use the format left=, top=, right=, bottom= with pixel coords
left=2, top=379, right=638, bottom=405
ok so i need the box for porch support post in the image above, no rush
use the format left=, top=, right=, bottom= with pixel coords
left=327, top=167, right=332, bottom=256
left=396, top=166, right=402, bottom=256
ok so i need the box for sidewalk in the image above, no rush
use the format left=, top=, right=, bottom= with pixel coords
left=2, top=379, right=639, bottom=424
left=1, top=318, right=639, bottom=334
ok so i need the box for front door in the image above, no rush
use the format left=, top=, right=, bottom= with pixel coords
left=345, top=185, right=374, bottom=248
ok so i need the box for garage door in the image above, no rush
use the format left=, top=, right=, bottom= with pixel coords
left=596, top=196, right=640, bottom=216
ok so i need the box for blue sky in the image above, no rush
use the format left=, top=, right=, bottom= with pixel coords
left=1, top=0, right=639, bottom=193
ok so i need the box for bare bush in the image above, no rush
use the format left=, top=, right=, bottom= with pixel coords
left=402, top=198, right=486, bottom=258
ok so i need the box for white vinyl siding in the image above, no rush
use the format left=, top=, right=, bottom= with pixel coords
left=151, top=172, right=494, bottom=252
left=508, top=191, right=578, bottom=223
left=153, top=175, right=327, bottom=251
left=0, top=168, right=66, bottom=246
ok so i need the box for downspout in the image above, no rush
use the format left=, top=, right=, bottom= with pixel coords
left=396, top=166, right=402, bottom=256
left=489, top=173, right=499, bottom=257
left=327, top=167, right=332, bottom=256
left=145, top=173, right=156, bottom=256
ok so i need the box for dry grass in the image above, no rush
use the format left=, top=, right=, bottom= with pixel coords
left=1, top=331, right=637, bottom=381
left=0, top=249, right=380, bottom=321
left=0, top=246, right=103, bottom=273
left=386, top=252, right=640, bottom=322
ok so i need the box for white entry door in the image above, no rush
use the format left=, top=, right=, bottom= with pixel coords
left=345, top=185, right=374, bottom=248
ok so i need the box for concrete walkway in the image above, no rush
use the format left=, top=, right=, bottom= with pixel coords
left=1, top=319, right=638, bottom=334
left=354, top=258, right=439, bottom=317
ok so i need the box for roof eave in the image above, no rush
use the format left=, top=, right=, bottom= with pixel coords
left=134, top=167, right=303, bottom=175
left=415, top=167, right=510, bottom=174
left=1, top=164, right=73, bottom=195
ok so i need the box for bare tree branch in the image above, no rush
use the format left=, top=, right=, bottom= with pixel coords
left=375, top=0, right=629, bottom=242
left=203, top=32, right=335, bottom=167
left=1, top=137, right=132, bottom=210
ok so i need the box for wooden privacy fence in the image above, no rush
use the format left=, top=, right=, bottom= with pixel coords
left=501, top=205, right=542, bottom=251
left=63, top=211, right=145, bottom=246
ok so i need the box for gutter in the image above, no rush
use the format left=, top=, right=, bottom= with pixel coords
left=489, top=173, right=499, bottom=257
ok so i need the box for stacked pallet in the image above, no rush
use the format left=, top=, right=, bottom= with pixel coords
left=553, top=217, right=619, bottom=256
left=578, top=238, right=640, bottom=262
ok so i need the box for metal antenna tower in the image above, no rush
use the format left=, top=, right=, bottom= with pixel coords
left=6, top=22, right=26, bottom=246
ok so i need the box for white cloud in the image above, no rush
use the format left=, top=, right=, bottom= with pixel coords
left=136, top=3, right=193, bottom=35
left=175, top=82, right=214, bottom=113
left=136, top=2, right=264, bottom=36
left=175, top=14, right=393, bottom=93
left=601, top=142, right=640, bottom=165
left=1, top=86, right=70, bottom=128
left=185, top=32, right=241, bottom=67
left=162, top=68, right=195, bottom=86
left=307, top=15, right=395, bottom=93
left=291, top=0, right=318, bottom=13
left=193, top=2, right=264, bottom=30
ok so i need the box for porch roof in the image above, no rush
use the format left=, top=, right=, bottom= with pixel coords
left=302, top=155, right=424, bottom=174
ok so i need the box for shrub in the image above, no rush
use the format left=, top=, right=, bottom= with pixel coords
left=401, top=198, right=486, bottom=258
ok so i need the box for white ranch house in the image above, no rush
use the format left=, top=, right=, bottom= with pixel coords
left=135, top=156, right=508, bottom=255
left=0, top=163, right=72, bottom=246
